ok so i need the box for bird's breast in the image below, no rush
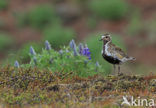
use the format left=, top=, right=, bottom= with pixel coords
left=103, top=43, right=112, bottom=56
left=102, top=53, right=121, bottom=64
left=102, top=44, right=121, bottom=64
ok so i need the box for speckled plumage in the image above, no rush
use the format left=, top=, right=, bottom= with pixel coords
left=100, top=34, right=135, bottom=74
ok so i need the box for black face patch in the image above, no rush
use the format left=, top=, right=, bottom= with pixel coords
left=102, top=53, right=121, bottom=65
left=103, top=40, right=108, bottom=45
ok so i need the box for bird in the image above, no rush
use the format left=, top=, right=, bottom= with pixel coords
left=99, top=33, right=135, bottom=74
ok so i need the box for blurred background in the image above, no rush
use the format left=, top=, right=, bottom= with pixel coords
left=0, top=0, right=156, bottom=75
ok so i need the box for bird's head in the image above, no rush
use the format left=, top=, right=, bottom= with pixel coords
left=99, top=34, right=111, bottom=44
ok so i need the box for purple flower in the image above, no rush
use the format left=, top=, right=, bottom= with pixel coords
left=14, top=60, right=20, bottom=68
left=96, top=61, right=100, bottom=67
left=33, top=56, right=37, bottom=65
left=69, top=39, right=76, bottom=50
left=78, top=43, right=84, bottom=55
left=82, top=44, right=91, bottom=60
left=59, top=50, right=63, bottom=58
left=69, top=39, right=78, bottom=56
left=59, top=50, right=63, bottom=55
left=73, top=47, right=78, bottom=56
left=30, top=46, right=36, bottom=55
left=95, top=61, right=100, bottom=72
left=66, top=49, right=69, bottom=53
left=45, top=40, right=51, bottom=51
left=65, top=49, right=70, bottom=58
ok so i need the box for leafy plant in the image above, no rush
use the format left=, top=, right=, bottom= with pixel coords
left=0, top=33, right=13, bottom=51
left=0, top=0, right=8, bottom=10
left=85, top=33, right=126, bottom=74
left=2, top=42, right=42, bottom=67
left=43, top=25, right=76, bottom=49
left=26, top=40, right=103, bottom=77
left=87, top=17, right=97, bottom=29
left=0, top=18, right=5, bottom=28
left=17, top=4, right=60, bottom=29
left=127, top=10, right=143, bottom=35
left=13, top=40, right=104, bottom=77
left=145, top=16, right=156, bottom=44
left=88, top=0, right=129, bottom=20
left=16, top=42, right=42, bottom=63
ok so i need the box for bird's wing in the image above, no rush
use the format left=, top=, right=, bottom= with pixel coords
left=110, top=44, right=128, bottom=60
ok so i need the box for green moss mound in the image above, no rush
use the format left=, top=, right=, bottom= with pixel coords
left=0, top=33, right=14, bottom=51
left=88, top=0, right=129, bottom=20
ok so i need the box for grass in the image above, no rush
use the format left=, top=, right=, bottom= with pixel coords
left=0, top=40, right=155, bottom=107
left=1, top=37, right=155, bottom=107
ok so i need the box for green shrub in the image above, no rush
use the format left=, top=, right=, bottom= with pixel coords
left=29, top=49, right=96, bottom=77
left=87, top=17, right=97, bottom=29
left=17, top=5, right=60, bottom=29
left=0, top=18, right=5, bottom=28
left=16, top=40, right=104, bottom=77
left=88, top=0, right=129, bottom=20
left=127, top=10, right=143, bottom=35
left=3, top=42, right=42, bottom=66
left=0, top=0, right=8, bottom=10
left=17, top=13, right=29, bottom=27
left=85, top=33, right=126, bottom=74
left=146, top=16, right=156, bottom=44
left=17, top=42, right=42, bottom=62
left=43, top=25, right=76, bottom=49
left=0, top=33, right=13, bottom=51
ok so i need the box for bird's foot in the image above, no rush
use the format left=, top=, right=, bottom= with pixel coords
left=118, top=73, right=123, bottom=76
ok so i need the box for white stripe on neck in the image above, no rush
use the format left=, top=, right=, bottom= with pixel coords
left=101, top=41, right=112, bottom=56
left=105, top=42, right=112, bottom=56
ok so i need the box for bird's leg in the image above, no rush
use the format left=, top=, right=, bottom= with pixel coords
left=118, top=65, right=120, bottom=75
left=113, top=65, right=116, bottom=75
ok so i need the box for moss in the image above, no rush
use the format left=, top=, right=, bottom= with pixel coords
left=0, top=66, right=155, bottom=106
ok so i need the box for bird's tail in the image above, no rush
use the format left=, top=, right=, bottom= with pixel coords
left=127, top=57, right=136, bottom=61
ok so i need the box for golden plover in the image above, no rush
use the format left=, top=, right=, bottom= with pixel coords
left=99, top=33, right=135, bottom=74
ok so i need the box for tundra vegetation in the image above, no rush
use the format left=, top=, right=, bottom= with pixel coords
left=0, top=0, right=156, bottom=107
left=0, top=40, right=156, bottom=108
